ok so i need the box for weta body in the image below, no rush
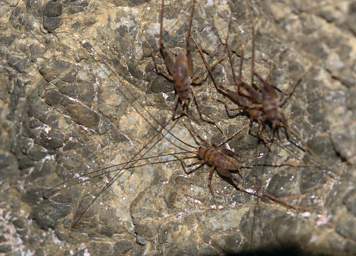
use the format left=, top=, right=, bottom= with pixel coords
left=154, top=0, right=223, bottom=125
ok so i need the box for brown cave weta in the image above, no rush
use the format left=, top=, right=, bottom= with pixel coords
left=171, top=123, right=308, bottom=211
left=192, top=16, right=306, bottom=153
left=152, top=0, right=224, bottom=129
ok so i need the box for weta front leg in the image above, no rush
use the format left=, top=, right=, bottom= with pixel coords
left=191, top=56, right=225, bottom=86
left=172, top=96, right=186, bottom=121
left=217, top=99, right=244, bottom=118
left=152, top=53, right=174, bottom=82
left=208, top=166, right=216, bottom=197
left=248, top=120, right=272, bottom=151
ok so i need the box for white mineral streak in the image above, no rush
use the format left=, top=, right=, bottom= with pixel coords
left=316, top=214, right=331, bottom=226
left=301, top=212, right=311, bottom=218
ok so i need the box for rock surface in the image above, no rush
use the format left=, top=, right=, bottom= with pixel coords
left=0, top=0, right=355, bottom=255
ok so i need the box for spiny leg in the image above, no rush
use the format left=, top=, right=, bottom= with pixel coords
left=172, top=96, right=190, bottom=121
left=186, top=0, right=196, bottom=78
left=208, top=166, right=216, bottom=197
left=233, top=168, right=243, bottom=180
left=172, top=155, right=206, bottom=175
left=187, top=160, right=203, bottom=168
left=248, top=120, right=271, bottom=151
left=254, top=72, right=279, bottom=98
left=228, top=45, right=245, bottom=94
left=256, top=122, right=272, bottom=151
left=280, top=77, right=302, bottom=107
left=159, top=0, right=175, bottom=76
left=192, top=91, right=223, bottom=133
left=217, top=98, right=244, bottom=118
left=217, top=124, right=247, bottom=147
left=282, top=125, right=306, bottom=153
left=183, top=121, right=208, bottom=146
left=171, top=96, right=182, bottom=121
left=187, top=163, right=204, bottom=174
left=250, top=6, right=255, bottom=87
left=191, top=56, right=226, bottom=86
left=225, top=16, right=244, bottom=94
left=152, top=53, right=174, bottom=82
left=192, top=37, right=230, bottom=98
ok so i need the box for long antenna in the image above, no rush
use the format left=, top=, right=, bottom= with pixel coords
left=82, top=42, right=197, bottom=150
left=250, top=2, right=255, bottom=86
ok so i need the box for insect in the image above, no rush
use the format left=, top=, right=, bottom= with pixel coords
left=192, top=15, right=305, bottom=152
left=152, top=0, right=224, bottom=128
left=173, top=123, right=308, bottom=211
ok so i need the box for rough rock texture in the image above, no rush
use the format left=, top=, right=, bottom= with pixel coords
left=0, top=0, right=355, bottom=255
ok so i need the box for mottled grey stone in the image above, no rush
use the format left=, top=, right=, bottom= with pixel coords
left=344, top=3, right=356, bottom=35
left=197, top=245, right=220, bottom=256
left=134, top=223, right=156, bottom=240
left=43, top=0, right=62, bottom=17
left=348, top=87, right=356, bottom=111
left=113, top=0, right=149, bottom=7
left=113, top=240, right=133, bottom=254
left=29, top=158, right=56, bottom=181
left=34, top=248, right=45, bottom=256
left=8, top=78, right=26, bottom=120
left=44, top=88, right=65, bottom=106
left=266, top=170, right=299, bottom=197
left=35, top=128, right=65, bottom=150
left=7, top=55, right=30, bottom=73
left=165, top=244, right=199, bottom=256
left=0, top=152, right=18, bottom=179
left=64, top=101, right=100, bottom=129
left=0, top=73, right=10, bottom=101
left=56, top=83, right=77, bottom=98
left=77, top=81, right=95, bottom=106
left=17, top=152, right=35, bottom=170
left=343, top=189, right=356, bottom=217
left=0, top=34, right=16, bottom=46
left=65, top=0, right=89, bottom=15
left=32, top=200, right=71, bottom=230
left=9, top=6, right=35, bottom=31
left=27, top=100, right=50, bottom=124
left=336, top=213, right=356, bottom=241
left=211, top=232, right=242, bottom=255
left=0, top=244, right=12, bottom=253
left=29, top=43, right=46, bottom=61
left=331, top=123, right=356, bottom=164
left=148, top=75, right=175, bottom=94
left=12, top=218, right=26, bottom=230
left=73, top=249, right=86, bottom=256
left=26, top=0, right=43, bottom=17
left=345, top=240, right=356, bottom=256
left=300, top=167, right=327, bottom=193
left=135, top=235, right=146, bottom=246
left=88, top=241, right=113, bottom=256
left=27, top=143, right=48, bottom=161
left=306, top=136, right=337, bottom=163
left=127, top=61, right=144, bottom=80
left=39, top=60, right=73, bottom=83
